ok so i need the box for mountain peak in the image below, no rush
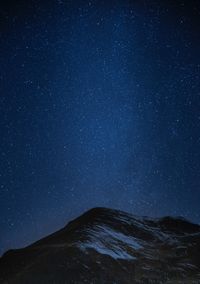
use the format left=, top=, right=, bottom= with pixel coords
left=1, top=207, right=200, bottom=283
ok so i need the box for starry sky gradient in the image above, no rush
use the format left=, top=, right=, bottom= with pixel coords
left=1, top=0, right=200, bottom=255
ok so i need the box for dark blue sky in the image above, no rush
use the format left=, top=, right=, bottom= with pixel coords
left=1, top=0, right=200, bottom=255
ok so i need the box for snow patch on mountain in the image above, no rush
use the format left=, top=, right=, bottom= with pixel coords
left=78, top=225, right=143, bottom=260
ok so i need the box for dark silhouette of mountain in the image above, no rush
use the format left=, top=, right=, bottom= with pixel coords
left=1, top=207, right=200, bottom=283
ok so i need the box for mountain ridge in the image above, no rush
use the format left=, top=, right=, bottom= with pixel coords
left=1, top=207, right=200, bottom=283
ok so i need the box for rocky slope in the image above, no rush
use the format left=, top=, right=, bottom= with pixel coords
left=1, top=207, right=200, bottom=283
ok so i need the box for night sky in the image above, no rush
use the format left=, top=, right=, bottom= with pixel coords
left=1, top=0, right=200, bottom=255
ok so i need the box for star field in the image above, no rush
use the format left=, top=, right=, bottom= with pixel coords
left=1, top=0, right=200, bottom=255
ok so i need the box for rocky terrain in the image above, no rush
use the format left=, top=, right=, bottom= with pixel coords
left=1, top=207, right=200, bottom=283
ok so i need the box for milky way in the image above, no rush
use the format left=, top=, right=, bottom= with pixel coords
left=1, top=0, right=200, bottom=255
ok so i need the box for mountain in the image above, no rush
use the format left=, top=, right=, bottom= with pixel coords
left=1, top=207, right=200, bottom=283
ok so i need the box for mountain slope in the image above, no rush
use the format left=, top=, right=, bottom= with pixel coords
left=1, top=207, right=200, bottom=283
